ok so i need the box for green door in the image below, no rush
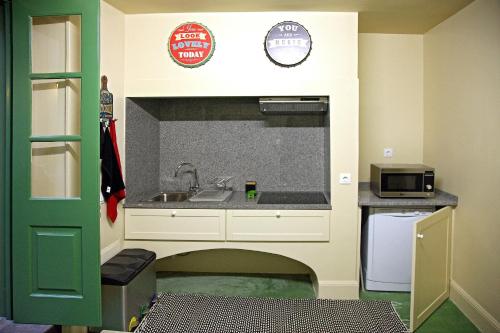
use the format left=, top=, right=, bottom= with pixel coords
left=1, top=0, right=12, bottom=319
left=12, top=0, right=100, bottom=325
left=0, top=2, right=12, bottom=318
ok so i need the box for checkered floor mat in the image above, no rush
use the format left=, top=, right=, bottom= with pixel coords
left=135, top=293, right=409, bottom=333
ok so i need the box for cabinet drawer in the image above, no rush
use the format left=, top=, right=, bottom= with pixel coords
left=226, top=210, right=330, bottom=242
left=125, top=209, right=225, bottom=241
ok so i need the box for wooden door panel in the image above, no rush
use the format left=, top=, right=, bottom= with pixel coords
left=410, top=206, right=452, bottom=332
left=31, top=227, right=83, bottom=297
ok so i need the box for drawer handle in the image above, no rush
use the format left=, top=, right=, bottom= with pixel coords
left=276, top=211, right=281, bottom=218
left=417, top=233, right=424, bottom=239
left=171, top=211, right=176, bottom=217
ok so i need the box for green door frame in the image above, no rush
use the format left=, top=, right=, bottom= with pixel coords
left=0, top=0, right=12, bottom=319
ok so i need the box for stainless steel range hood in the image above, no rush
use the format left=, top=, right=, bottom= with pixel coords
left=259, top=96, right=329, bottom=114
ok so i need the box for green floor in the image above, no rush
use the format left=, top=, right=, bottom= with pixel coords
left=360, top=291, right=479, bottom=333
left=156, top=272, right=479, bottom=333
left=156, top=272, right=315, bottom=299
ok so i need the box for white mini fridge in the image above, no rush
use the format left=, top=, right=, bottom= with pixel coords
left=361, top=207, right=434, bottom=292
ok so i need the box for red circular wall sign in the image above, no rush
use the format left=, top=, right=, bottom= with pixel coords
left=168, top=22, right=215, bottom=68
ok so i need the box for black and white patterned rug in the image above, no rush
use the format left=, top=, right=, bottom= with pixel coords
left=135, top=293, right=409, bottom=333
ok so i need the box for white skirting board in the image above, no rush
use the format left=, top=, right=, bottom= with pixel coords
left=317, top=280, right=359, bottom=299
left=450, top=280, right=500, bottom=333
left=100, top=239, right=122, bottom=264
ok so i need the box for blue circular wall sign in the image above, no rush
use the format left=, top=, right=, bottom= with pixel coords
left=264, top=21, right=312, bottom=67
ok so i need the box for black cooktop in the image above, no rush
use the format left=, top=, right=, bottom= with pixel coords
left=257, top=191, right=328, bottom=205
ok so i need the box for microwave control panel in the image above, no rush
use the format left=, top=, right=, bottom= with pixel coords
left=424, top=172, right=434, bottom=192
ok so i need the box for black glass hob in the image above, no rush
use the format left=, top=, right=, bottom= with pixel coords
left=257, top=191, right=327, bottom=205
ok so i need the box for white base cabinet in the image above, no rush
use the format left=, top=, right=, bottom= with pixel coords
left=125, top=209, right=330, bottom=242
left=226, top=210, right=330, bottom=242
left=125, top=209, right=226, bottom=241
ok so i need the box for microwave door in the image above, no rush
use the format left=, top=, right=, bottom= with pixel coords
left=381, top=173, right=423, bottom=193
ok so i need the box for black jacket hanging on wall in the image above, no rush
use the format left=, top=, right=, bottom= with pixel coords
left=100, top=121, right=125, bottom=222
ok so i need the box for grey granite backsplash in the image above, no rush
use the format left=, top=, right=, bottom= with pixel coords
left=126, top=97, right=330, bottom=195
left=125, top=98, right=160, bottom=198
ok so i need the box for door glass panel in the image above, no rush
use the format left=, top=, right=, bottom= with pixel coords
left=31, top=142, right=81, bottom=198
left=31, top=79, right=81, bottom=136
left=31, top=15, right=81, bottom=73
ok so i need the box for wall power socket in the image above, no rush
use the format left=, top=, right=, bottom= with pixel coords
left=339, top=173, right=352, bottom=184
left=384, top=148, right=393, bottom=158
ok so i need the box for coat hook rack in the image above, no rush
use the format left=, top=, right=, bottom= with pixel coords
left=100, top=75, right=114, bottom=123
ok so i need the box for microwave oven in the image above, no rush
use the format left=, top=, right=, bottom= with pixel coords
left=370, top=164, right=435, bottom=198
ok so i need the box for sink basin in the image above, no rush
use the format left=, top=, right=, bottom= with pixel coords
left=145, top=192, right=190, bottom=203
left=188, top=190, right=233, bottom=202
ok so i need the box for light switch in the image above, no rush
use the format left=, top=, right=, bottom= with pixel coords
left=339, top=173, right=352, bottom=184
left=384, top=148, right=393, bottom=158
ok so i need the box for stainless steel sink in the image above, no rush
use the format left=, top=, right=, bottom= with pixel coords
left=144, top=192, right=190, bottom=203
left=188, top=190, right=233, bottom=202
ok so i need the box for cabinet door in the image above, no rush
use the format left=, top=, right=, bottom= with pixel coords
left=125, top=209, right=226, bottom=241
left=12, top=0, right=100, bottom=326
left=227, top=210, right=330, bottom=241
left=410, top=207, right=452, bottom=331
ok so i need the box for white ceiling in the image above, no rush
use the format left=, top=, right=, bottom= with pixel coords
left=104, top=0, right=474, bottom=34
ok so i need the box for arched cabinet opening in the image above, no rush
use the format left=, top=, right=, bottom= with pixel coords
left=154, top=248, right=319, bottom=297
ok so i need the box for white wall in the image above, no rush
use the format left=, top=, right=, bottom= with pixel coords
left=124, top=12, right=357, bottom=97
left=99, top=1, right=126, bottom=262
left=358, top=34, right=423, bottom=181
left=423, top=0, right=500, bottom=331
left=123, top=12, right=360, bottom=298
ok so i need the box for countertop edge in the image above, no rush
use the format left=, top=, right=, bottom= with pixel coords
left=358, top=182, right=458, bottom=207
left=123, top=205, right=333, bottom=210
left=124, top=191, right=332, bottom=210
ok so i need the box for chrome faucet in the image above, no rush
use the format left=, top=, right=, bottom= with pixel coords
left=174, top=162, right=200, bottom=193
